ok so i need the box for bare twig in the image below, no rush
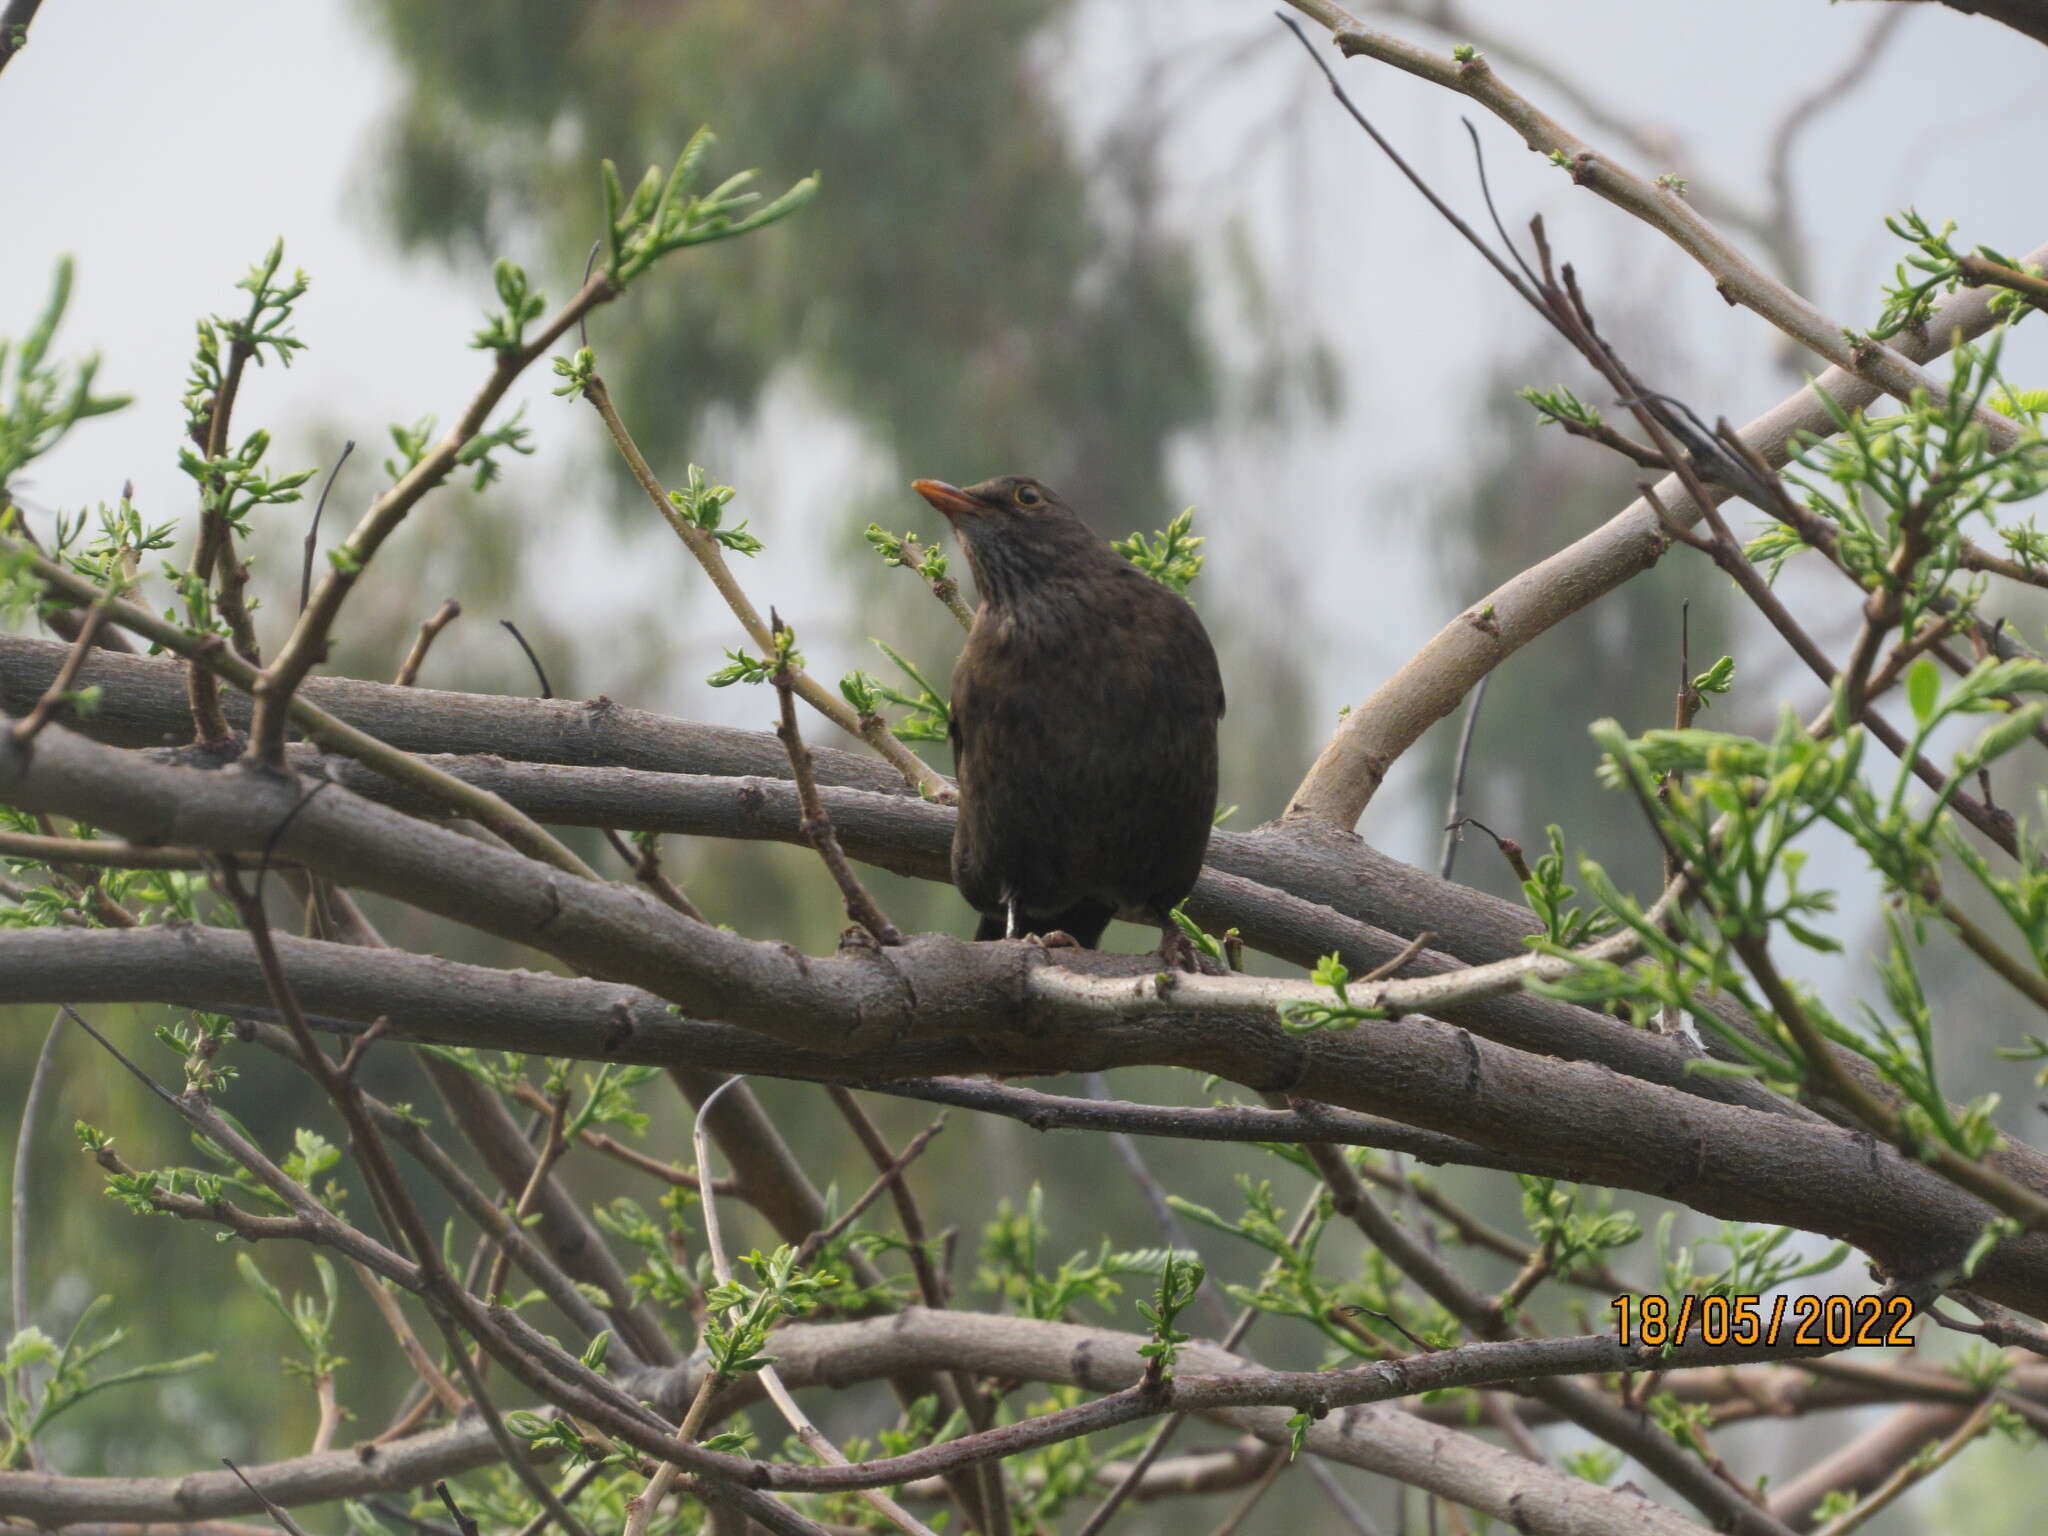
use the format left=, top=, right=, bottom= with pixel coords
left=395, top=599, right=462, bottom=688
left=1436, top=675, right=1488, bottom=880
left=772, top=616, right=903, bottom=946
left=1762, top=8, right=1910, bottom=299
left=1808, top=1395, right=1995, bottom=1536
left=300, top=440, right=356, bottom=614
left=0, top=830, right=258, bottom=869
left=220, top=1461, right=314, bottom=1536
left=792, top=1113, right=947, bottom=1269
left=350, top=1259, right=466, bottom=1418
left=499, top=620, right=554, bottom=699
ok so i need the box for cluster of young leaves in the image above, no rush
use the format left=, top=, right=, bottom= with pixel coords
left=1134, top=1250, right=1205, bottom=1383
left=1870, top=209, right=2044, bottom=340
left=595, top=1190, right=698, bottom=1315
left=85, top=1110, right=354, bottom=1226
left=707, top=615, right=800, bottom=689
left=1570, top=634, right=2048, bottom=1149
left=0, top=258, right=130, bottom=491
left=1111, top=507, right=1204, bottom=595
left=668, top=462, right=761, bottom=555
left=1514, top=1177, right=1642, bottom=1286
left=1, top=1297, right=213, bottom=1471
left=3, top=494, right=164, bottom=661
left=864, top=522, right=950, bottom=585
left=1175, top=1172, right=1437, bottom=1360
left=1168, top=901, right=1230, bottom=968
left=1276, top=952, right=1387, bottom=1035
left=1520, top=825, right=1620, bottom=948
left=1008, top=1387, right=1149, bottom=1534
left=600, top=127, right=819, bottom=288
left=381, top=408, right=532, bottom=496
left=1749, top=335, right=2047, bottom=602
left=180, top=239, right=307, bottom=434
left=974, top=1184, right=1178, bottom=1322
left=1562, top=1445, right=1624, bottom=1486
left=236, top=1251, right=347, bottom=1387
left=839, top=639, right=950, bottom=743
left=1516, top=383, right=1605, bottom=435
left=155, top=245, right=318, bottom=644
left=152, top=1010, right=238, bottom=1092
left=699, top=1245, right=839, bottom=1404
left=177, top=423, right=316, bottom=537
left=473, top=258, right=547, bottom=355
left=1653, top=1216, right=1848, bottom=1303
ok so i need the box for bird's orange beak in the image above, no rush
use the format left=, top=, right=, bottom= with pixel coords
left=912, top=478, right=982, bottom=520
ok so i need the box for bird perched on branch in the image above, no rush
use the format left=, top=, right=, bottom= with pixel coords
left=912, top=474, right=1224, bottom=957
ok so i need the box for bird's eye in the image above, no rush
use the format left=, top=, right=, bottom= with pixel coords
left=1014, top=484, right=1042, bottom=508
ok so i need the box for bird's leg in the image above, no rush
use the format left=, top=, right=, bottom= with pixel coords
left=1005, top=894, right=1020, bottom=940
left=1153, top=907, right=1201, bottom=973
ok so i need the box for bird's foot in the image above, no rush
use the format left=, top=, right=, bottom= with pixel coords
left=1024, top=930, right=1083, bottom=950
left=1156, top=927, right=1203, bottom=974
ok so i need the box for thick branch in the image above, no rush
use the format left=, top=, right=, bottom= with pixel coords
left=14, top=922, right=2048, bottom=1320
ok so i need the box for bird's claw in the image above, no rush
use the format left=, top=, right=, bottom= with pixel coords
left=1024, top=930, right=1083, bottom=950
left=1157, top=929, right=1203, bottom=974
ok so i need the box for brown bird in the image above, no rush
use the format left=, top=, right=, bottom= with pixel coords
left=911, top=474, right=1224, bottom=954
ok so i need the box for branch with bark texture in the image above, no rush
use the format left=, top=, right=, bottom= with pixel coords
left=12, top=915, right=2048, bottom=1320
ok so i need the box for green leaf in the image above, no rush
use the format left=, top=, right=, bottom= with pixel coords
left=1905, top=656, right=1940, bottom=727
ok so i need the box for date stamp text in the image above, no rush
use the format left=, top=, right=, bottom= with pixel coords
left=1609, top=1294, right=1916, bottom=1349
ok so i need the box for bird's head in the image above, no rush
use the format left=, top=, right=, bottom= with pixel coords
left=911, top=475, right=1102, bottom=609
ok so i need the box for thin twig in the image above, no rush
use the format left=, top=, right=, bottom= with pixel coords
left=1808, top=1395, right=1996, bottom=1536
left=500, top=620, right=554, bottom=699
left=8, top=1011, right=63, bottom=1472
left=771, top=616, right=903, bottom=946
left=395, top=599, right=462, bottom=687
left=300, top=440, right=356, bottom=614
left=793, top=1114, right=948, bottom=1269
left=1436, top=675, right=1488, bottom=880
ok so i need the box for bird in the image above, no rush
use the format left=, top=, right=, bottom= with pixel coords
left=911, top=474, right=1224, bottom=956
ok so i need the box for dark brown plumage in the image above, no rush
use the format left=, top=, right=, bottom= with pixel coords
left=911, top=474, right=1225, bottom=951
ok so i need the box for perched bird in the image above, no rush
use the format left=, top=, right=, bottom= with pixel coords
left=911, top=474, right=1224, bottom=954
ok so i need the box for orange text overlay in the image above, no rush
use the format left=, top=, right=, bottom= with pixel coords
left=1609, top=1293, right=1916, bottom=1349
